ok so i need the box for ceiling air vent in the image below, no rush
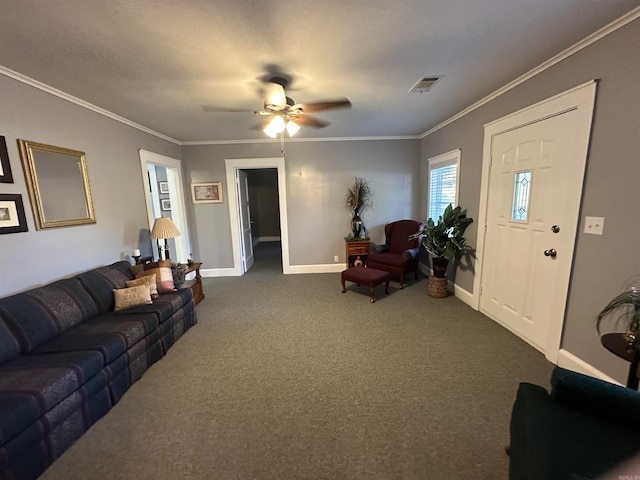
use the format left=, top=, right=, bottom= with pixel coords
left=409, top=76, right=442, bottom=93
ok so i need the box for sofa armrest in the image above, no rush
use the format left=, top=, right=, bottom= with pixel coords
left=551, top=367, right=640, bottom=431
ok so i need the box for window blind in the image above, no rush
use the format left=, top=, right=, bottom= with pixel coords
left=428, top=162, right=458, bottom=221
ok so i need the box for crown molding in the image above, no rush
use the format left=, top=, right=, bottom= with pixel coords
left=182, top=135, right=419, bottom=146
left=420, top=6, right=640, bottom=139
left=0, top=65, right=181, bottom=145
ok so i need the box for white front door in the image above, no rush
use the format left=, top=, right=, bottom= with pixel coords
left=479, top=105, right=591, bottom=353
left=238, top=170, right=254, bottom=272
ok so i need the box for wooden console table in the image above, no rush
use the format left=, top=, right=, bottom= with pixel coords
left=183, top=262, right=205, bottom=305
left=346, top=240, right=370, bottom=268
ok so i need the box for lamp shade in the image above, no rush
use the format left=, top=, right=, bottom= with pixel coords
left=150, top=217, right=181, bottom=239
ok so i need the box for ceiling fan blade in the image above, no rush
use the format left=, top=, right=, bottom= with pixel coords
left=202, top=105, right=257, bottom=113
left=293, top=115, right=330, bottom=128
left=296, top=97, right=351, bottom=113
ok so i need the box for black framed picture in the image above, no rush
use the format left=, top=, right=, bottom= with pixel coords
left=0, top=194, right=28, bottom=234
left=0, top=136, right=13, bottom=183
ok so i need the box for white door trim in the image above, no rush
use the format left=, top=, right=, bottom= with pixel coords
left=225, top=157, right=290, bottom=275
left=138, top=149, right=191, bottom=262
left=472, top=80, right=597, bottom=363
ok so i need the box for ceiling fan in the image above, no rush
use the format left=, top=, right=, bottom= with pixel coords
left=205, top=76, right=351, bottom=138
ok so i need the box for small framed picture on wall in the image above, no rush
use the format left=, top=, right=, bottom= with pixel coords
left=0, top=136, right=14, bottom=183
left=161, top=199, right=171, bottom=211
left=0, top=194, right=28, bottom=234
left=191, top=181, right=223, bottom=204
left=158, top=181, right=169, bottom=194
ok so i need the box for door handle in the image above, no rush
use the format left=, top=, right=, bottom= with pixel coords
left=544, top=248, right=557, bottom=258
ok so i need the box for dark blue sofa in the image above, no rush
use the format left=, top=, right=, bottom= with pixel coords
left=509, top=366, right=640, bottom=479
left=0, top=261, right=197, bottom=479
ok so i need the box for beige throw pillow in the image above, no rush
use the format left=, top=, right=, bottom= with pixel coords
left=113, top=284, right=153, bottom=312
left=125, top=274, right=158, bottom=298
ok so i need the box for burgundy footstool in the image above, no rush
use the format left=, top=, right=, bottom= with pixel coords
left=341, top=266, right=390, bottom=303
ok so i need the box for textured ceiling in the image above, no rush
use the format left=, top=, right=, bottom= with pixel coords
left=0, top=1, right=637, bottom=143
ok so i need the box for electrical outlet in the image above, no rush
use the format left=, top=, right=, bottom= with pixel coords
left=334, top=255, right=339, bottom=262
left=584, top=216, right=605, bottom=235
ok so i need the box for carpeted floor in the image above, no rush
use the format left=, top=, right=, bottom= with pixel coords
left=41, top=242, right=554, bottom=480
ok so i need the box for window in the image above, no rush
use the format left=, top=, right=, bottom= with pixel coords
left=427, top=149, right=460, bottom=221
left=511, top=170, right=532, bottom=222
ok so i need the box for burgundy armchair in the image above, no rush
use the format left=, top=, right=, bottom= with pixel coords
left=367, top=219, right=422, bottom=288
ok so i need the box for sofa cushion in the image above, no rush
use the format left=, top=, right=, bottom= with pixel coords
left=82, top=313, right=159, bottom=347
left=366, top=252, right=407, bottom=268
left=75, top=261, right=134, bottom=314
left=32, top=329, right=128, bottom=365
left=0, top=351, right=104, bottom=444
left=0, top=278, right=99, bottom=354
left=0, top=314, right=20, bottom=365
left=115, top=289, right=192, bottom=324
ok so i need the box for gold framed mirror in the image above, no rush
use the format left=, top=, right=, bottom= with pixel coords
left=18, top=139, right=96, bottom=230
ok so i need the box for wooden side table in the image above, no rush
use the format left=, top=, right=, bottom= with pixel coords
left=346, top=240, right=370, bottom=268
left=183, top=262, right=205, bottom=305
left=601, top=333, right=640, bottom=389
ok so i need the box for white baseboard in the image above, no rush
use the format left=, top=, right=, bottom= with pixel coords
left=200, top=268, right=239, bottom=277
left=252, top=236, right=282, bottom=247
left=556, top=349, right=622, bottom=386
left=454, top=285, right=475, bottom=308
left=259, top=236, right=281, bottom=242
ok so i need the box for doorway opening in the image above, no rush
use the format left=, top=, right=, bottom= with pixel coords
left=225, top=157, right=290, bottom=275
left=245, top=168, right=282, bottom=273
left=139, top=150, right=191, bottom=262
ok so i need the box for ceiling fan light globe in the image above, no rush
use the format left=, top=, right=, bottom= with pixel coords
left=264, top=116, right=286, bottom=137
left=265, top=83, right=287, bottom=109
left=286, top=120, right=300, bottom=137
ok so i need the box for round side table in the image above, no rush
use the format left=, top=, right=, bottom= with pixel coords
left=600, top=333, right=640, bottom=390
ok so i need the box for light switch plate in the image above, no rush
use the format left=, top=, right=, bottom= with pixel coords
left=584, top=216, right=605, bottom=235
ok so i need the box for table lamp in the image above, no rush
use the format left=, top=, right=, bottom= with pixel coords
left=150, top=217, right=181, bottom=261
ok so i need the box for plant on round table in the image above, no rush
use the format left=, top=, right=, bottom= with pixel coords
left=596, top=286, right=640, bottom=344
left=409, top=204, right=473, bottom=277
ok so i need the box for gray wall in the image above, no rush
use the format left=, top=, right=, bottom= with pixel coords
left=420, top=19, right=640, bottom=382
left=247, top=168, right=280, bottom=239
left=0, top=74, right=180, bottom=296
left=182, top=139, right=421, bottom=269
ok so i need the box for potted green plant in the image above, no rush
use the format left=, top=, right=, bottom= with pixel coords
left=344, top=176, right=373, bottom=240
left=410, top=203, right=473, bottom=285
left=596, top=286, right=640, bottom=344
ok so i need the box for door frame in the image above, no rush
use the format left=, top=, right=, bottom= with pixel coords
left=225, top=157, right=290, bottom=274
left=472, top=80, right=597, bottom=363
left=138, top=149, right=191, bottom=262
